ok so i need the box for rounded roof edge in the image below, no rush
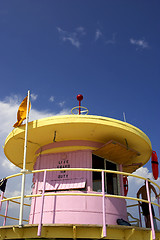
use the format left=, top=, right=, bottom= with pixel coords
left=4, top=114, right=152, bottom=171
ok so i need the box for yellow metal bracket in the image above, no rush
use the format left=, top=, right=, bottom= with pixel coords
left=124, top=228, right=135, bottom=240
left=12, top=226, right=24, bottom=238
left=73, top=225, right=77, bottom=239
left=0, top=231, right=4, bottom=240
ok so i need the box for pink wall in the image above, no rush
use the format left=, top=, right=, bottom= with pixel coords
left=29, top=194, right=127, bottom=225
left=30, top=148, right=128, bottom=226
left=33, top=150, right=92, bottom=192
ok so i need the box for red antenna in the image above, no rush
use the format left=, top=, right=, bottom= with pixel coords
left=77, top=94, right=83, bottom=115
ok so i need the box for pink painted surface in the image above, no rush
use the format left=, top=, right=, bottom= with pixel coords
left=33, top=150, right=92, bottom=193
left=29, top=194, right=127, bottom=225
left=119, top=164, right=124, bottom=196
left=146, top=180, right=155, bottom=239
left=29, top=149, right=127, bottom=226
left=38, top=170, right=46, bottom=236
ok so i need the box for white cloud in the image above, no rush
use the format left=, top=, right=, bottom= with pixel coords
left=0, top=95, right=70, bottom=175
left=57, top=27, right=64, bottom=34
left=4, top=94, right=21, bottom=105
left=57, top=26, right=86, bottom=48
left=65, top=37, right=80, bottom=48
left=59, top=101, right=65, bottom=107
left=2, top=159, right=18, bottom=171
left=0, top=100, right=19, bottom=136
left=130, top=38, right=149, bottom=49
left=128, top=167, right=160, bottom=199
left=49, top=96, right=55, bottom=102
left=95, top=29, right=103, bottom=41
left=76, top=26, right=86, bottom=35
left=30, top=93, right=38, bottom=101
left=105, top=33, right=116, bottom=45
left=94, top=31, right=116, bottom=45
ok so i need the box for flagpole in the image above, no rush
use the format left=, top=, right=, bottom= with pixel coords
left=19, top=90, right=30, bottom=227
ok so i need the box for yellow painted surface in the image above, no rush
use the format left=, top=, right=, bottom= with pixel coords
left=36, top=145, right=97, bottom=156
left=0, top=224, right=159, bottom=240
left=93, top=140, right=140, bottom=165
left=4, top=115, right=152, bottom=171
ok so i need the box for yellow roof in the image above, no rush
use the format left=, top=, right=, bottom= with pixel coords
left=4, top=115, right=152, bottom=172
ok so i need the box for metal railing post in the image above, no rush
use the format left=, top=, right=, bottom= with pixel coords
left=101, top=171, right=106, bottom=238
left=119, top=165, right=124, bottom=196
left=0, top=192, right=4, bottom=211
left=138, top=203, right=142, bottom=227
left=3, top=200, right=9, bottom=226
left=31, top=179, right=38, bottom=224
left=146, top=179, right=155, bottom=240
left=37, top=170, right=47, bottom=236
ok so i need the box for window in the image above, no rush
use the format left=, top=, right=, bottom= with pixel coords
left=105, top=160, right=118, bottom=195
left=92, top=154, right=119, bottom=195
left=92, top=154, right=104, bottom=192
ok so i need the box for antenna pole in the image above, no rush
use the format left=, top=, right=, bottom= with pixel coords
left=77, top=94, right=83, bottom=115
left=123, top=112, right=126, bottom=122
left=79, top=100, right=81, bottom=115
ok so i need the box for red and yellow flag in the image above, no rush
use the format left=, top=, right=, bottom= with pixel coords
left=13, top=96, right=31, bottom=128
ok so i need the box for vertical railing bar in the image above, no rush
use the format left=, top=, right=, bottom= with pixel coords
left=138, top=203, right=142, bottom=227
left=37, top=170, right=47, bottom=236
left=3, top=200, right=9, bottom=226
left=31, top=179, right=38, bottom=224
left=101, top=170, right=106, bottom=238
left=119, top=165, right=124, bottom=196
left=146, top=179, right=155, bottom=240
left=0, top=192, right=4, bottom=211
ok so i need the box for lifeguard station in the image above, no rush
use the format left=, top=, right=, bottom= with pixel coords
left=1, top=94, right=160, bottom=240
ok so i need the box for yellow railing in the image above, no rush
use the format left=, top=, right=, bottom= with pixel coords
left=1, top=195, right=30, bottom=207
left=0, top=168, right=160, bottom=228
left=127, top=212, right=140, bottom=226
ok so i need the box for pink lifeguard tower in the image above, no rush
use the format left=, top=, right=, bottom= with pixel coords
left=3, top=94, right=160, bottom=240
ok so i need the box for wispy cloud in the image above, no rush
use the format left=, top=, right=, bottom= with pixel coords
left=130, top=38, right=149, bottom=49
left=76, top=26, right=86, bottom=35
left=94, top=30, right=116, bottom=45
left=95, top=29, right=103, bottom=41
left=30, top=93, right=38, bottom=101
left=4, top=94, right=20, bottom=105
left=49, top=96, right=55, bottom=102
left=57, top=26, right=86, bottom=48
left=59, top=101, right=65, bottom=107
left=105, top=33, right=116, bottom=45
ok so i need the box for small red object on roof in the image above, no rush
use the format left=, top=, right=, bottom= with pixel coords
left=152, top=151, right=159, bottom=180
left=77, top=94, right=83, bottom=101
left=77, top=94, right=83, bottom=115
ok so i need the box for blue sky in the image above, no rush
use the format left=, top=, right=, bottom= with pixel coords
left=0, top=1, right=160, bottom=221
